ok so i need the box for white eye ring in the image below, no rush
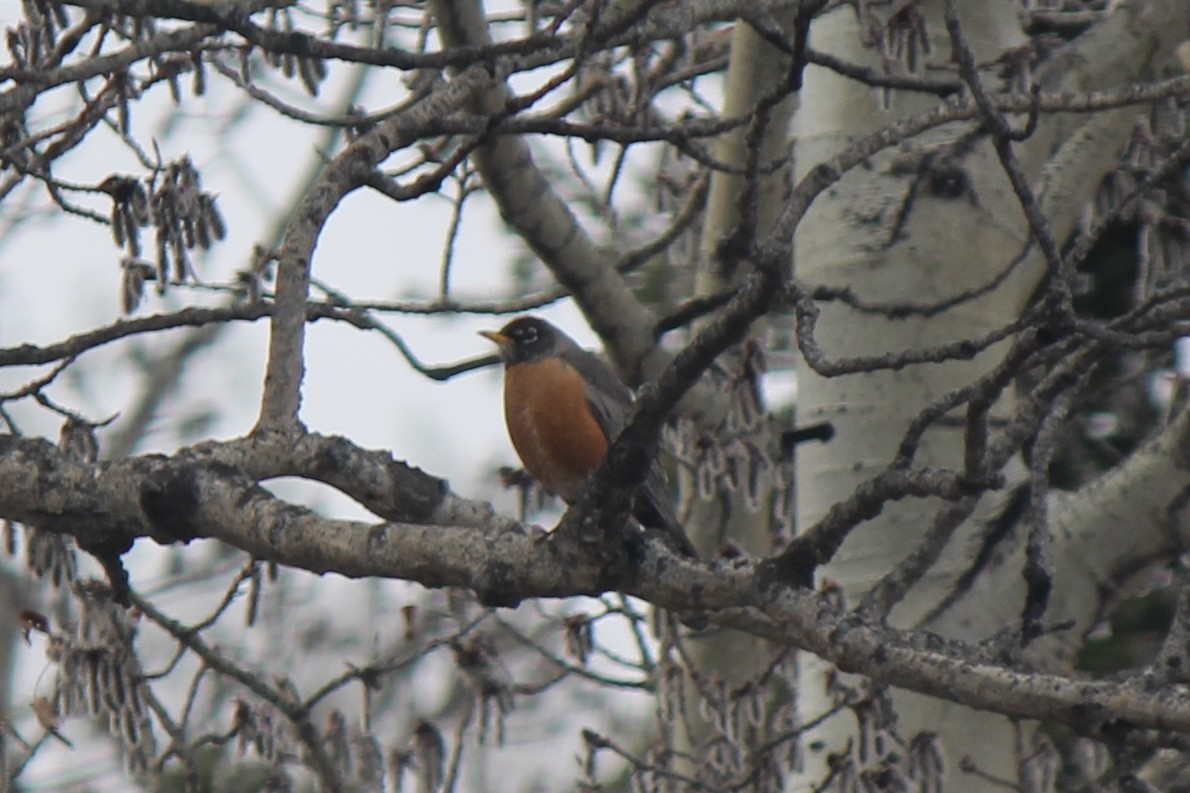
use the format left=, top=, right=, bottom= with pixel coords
left=522, top=327, right=538, bottom=342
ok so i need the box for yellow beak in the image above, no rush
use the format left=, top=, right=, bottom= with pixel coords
left=478, top=330, right=510, bottom=347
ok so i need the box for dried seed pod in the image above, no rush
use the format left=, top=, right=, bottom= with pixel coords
left=696, top=459, right=716, bottom=502
left=190, top=49, right=205, bottom=96
left=121, top=259, right=149, bottom=314
left=389, top=745, right=413, bottom=793
left=111, top=202, right=127, bottom=247
left=26, top=528, right=77, bottom=587
left=169, top=231, right=186, bottom=283
left=58, top=417, right=98, bottom=463
left=256, top=705, right=277, bottom=760
left=353, top=728, right=383, bottom=786
left=703, top=441, right=725, bottom=476
left=86, top=652, right=102, bottom=715
left=298, top=56, right=321, bottom=96
left=104, top=655, right=127, bottom=711
left=181, top=212, right=196, bottom=249
left=121, top=708, right=140, bottom=746
left=563, top=614, right=593, bottom=665
left=725, top=444, right=745, bottom=494
left=412, top=720, right=444, bottom=793
left=906, top=732, right=944, bottom=793
left=451, top=635, right=514, bottom=713
left=1021, top=732, right=1060, bottom=793
left=401, top=604, right=417, bottom=642
left=7, top=28, right=26, bottom=68
left=324, top=710, right=350, bottom=774
left=201, top=193, right=226, bottom=242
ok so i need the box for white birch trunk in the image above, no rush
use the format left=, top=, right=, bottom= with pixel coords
left=792, top=0, right=1190, bottom=788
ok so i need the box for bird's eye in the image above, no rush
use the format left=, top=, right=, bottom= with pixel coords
left=521, top=326, right=538, bottom=343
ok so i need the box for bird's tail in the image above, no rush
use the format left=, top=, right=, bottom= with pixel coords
left=638, top=470, right=699, bottom=558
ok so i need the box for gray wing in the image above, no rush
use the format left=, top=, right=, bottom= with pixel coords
left=558, top=345, right=633, bottom=436
left=559, top=346, right=699, bottom=558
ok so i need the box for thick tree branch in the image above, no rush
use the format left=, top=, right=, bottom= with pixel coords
left=0, top=433, right=1188, bottom=739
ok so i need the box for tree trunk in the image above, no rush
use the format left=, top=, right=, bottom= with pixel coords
left=793, top=0, right=1190, bottom=787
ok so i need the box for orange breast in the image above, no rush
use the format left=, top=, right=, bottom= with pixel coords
left=503, top=358, right=608, bottom=502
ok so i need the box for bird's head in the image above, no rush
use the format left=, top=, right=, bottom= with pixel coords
left=479, top=316, right=562, bottom=365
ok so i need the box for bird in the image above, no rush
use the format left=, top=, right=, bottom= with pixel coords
left=479, top=316, right=698, bottom=558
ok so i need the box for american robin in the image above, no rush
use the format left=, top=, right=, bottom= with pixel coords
left=480, top=316, right=698, bottom=558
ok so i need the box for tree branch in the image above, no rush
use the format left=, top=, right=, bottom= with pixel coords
left=0, top=433, right=1188, bottom=739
